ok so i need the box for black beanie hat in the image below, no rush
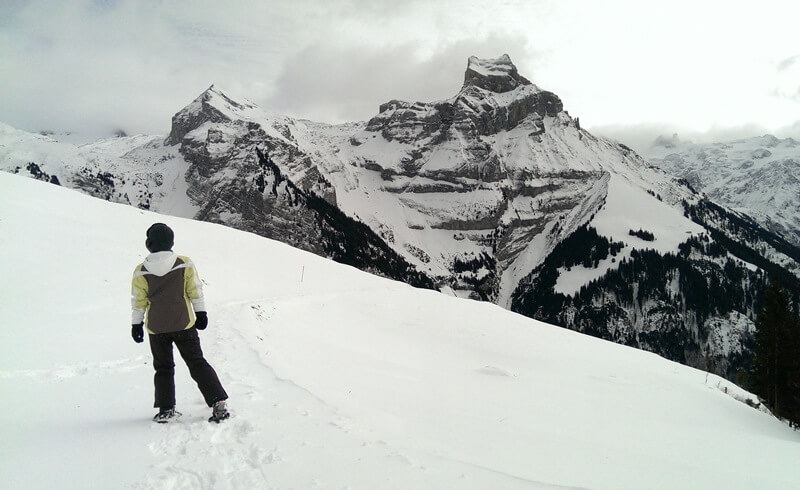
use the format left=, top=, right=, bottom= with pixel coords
left=146, top=223, right=174, bottom=253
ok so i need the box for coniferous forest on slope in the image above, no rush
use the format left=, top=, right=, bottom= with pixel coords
left=511, top=214, right=799, bottom=388
left=753, top=283, right=800, bottom=427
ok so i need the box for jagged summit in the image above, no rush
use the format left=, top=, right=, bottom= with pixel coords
left=199, top=85, right=251, bottom=110
left=166, top=85, right=261, bottom=146
left=463, top=54, right=532, bottom=92
left=181, top=85, right=250, bottom=119
left=167, top=85, right=232, bottom=146
left=368, top=55, right=563, bottom=143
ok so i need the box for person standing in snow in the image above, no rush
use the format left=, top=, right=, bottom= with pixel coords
left=130, top=223, right=230, bottom=423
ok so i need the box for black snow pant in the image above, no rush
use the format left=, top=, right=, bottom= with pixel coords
left=148, top=327, right=228, bottom=409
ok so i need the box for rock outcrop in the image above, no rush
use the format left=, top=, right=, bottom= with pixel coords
left=367, top=55, right=566, bottom=148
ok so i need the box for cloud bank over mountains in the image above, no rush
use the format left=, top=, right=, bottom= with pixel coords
left=1, top=0, right=798, bottom=145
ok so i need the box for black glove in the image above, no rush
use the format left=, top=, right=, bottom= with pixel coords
left=194, top=311, right=208, bottom=330
left=131, top=323, right=144, bottom=343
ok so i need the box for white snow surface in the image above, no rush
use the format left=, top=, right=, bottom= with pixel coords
left=467, top=54, right=515, bottom=77
left=1, top=172, right=799, bottom=489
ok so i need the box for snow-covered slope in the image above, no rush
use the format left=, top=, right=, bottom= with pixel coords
left=645, top=134, right=800, bottom=245
left=2, top=172, right=799, bottom=489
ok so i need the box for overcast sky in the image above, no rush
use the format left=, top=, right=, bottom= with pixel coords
left=1, top=0, right=798, bottom=150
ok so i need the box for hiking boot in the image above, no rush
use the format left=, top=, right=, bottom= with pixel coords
left=208, top=400, right=230, bottom=423
left=153, top=407, right=182, bottom=423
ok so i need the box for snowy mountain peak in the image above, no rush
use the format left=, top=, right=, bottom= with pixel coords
left=166, top=85, right=258, bottom=146
left=367, top=55, right=563, bottom=146
left=199, top=85, right=257, bottom=112
left=463, top=54, right=531, bottom=93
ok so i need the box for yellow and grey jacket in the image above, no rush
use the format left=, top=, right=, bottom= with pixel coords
left=131, top=251, right=206, bottom=334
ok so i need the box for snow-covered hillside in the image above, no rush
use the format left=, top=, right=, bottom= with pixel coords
left=2, top=173, right=799, bottom=489
left=645, top=134, right=800, bottom=245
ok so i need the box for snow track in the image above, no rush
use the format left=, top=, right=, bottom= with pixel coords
left=136, top=298, right=553, bottom=489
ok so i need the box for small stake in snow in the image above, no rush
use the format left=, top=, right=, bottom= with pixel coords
left=301, top=265, right=305, bottom=283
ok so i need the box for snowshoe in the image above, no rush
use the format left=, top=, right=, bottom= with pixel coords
left=153, top=408, right=182, bottom=423
left=208, top=400, right=230, bottom=423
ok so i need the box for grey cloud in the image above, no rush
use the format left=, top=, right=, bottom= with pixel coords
left=0, top=0, right=535, bottom=136
left=777, top=55, right=800, bottom=71
left=0, top=0, right=789, bottom=143
left=775, top=120, right=800, bottom=139
left=772, top=54, right=800, bottom=103
left=771, top=86, right=800, bottom=103
left=589, top=122, right=795, bottom=157
left=264, top=34, right=535, bottom=123
left=0, top=0, right=333, bottom=137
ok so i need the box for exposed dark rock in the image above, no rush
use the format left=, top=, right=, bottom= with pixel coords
left=166, top=86, right=238, bottom=146
left=462, top=54, right=532, bottom=93
left=366, top=55, right=565, bottom=150
left=509, top=226, right=788, bottom=381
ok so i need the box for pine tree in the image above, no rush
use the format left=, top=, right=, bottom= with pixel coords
left=786, top=300, right=800, bottom=428
left=753, top=283, right=800, bottom=425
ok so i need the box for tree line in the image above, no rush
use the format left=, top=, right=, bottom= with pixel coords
left=753, top=282, right=800, bottom=427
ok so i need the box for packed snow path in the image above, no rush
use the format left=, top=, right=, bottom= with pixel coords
left=1, top=172, right=799, bottom=489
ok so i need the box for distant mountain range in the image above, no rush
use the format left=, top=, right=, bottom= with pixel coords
left=2, top=55, right=798, bottom=383
left=644, top=134, right=799, bottom=246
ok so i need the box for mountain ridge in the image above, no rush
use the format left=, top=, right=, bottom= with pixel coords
left=645, top=134, right=800, bottom=246
left=2, top=55, right=798, bottom=383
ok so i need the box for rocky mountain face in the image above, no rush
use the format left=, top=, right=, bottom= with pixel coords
left=3, top=56, right=799, bottom=383
left=645, top=134, right=800, bottom=246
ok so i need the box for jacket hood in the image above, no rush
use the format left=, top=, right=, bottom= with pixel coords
left=143, top=251, right=178, bottom=277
